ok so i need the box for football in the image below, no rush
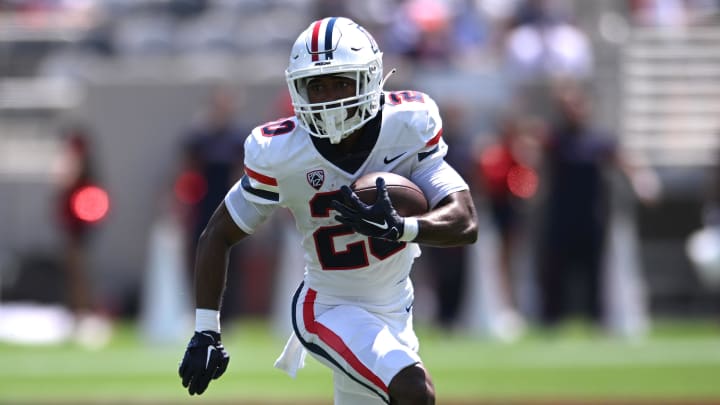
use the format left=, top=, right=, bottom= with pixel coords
left=351, top=171, right=428, bottom=217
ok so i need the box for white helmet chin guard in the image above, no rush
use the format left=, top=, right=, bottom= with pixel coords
left=286, top=17, right=384, bottom=144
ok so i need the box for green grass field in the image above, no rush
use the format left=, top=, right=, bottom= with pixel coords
left=1, top=318, right=719, bottom=404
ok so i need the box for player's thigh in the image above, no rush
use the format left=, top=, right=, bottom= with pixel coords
left=305, top=305, right=420, bottom=403
left=293, top=289, right=420, bottom=402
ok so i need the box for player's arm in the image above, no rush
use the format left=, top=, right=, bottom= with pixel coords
left=178, top=202, right=246, bottom=396
left=195, top=202, right=249, bottom=310
left=179, top=158, right=277, bottom=395
left=195, top=129, right=279, bottom=310
left=413, top=189, right=477, bottom=247
left=400, top=94, right=477, bottom=246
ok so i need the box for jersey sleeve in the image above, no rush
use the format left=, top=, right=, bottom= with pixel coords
left=412, top=160, right=468, bottom=209
left=408, top=95, right=469, bottom=208
left=223, top=129, right=281, bottom=233
left=239, top=129, right=281, bottom=205
left=224, top=180, right=276, bottom=234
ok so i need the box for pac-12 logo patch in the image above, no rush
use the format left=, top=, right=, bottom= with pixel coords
left=306, top=169, right=325, bottom=190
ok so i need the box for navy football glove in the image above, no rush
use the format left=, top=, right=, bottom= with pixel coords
left=332, top=177, right=405, bottom=241
left=179, top=331, right=230, bottom=395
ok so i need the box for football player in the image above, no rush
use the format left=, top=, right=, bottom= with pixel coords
left=179, top=17, right=478, bottom=405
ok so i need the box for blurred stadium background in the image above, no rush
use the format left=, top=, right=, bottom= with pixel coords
left=1, top=0, right=720, bottom=404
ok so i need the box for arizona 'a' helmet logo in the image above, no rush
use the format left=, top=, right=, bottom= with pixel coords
left=306, top=169, right=325, bottom=190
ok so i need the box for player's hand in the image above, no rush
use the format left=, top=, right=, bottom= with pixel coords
left=332, top=177, right=405, bottom=241
left=179, top=331, right=230, bottom=395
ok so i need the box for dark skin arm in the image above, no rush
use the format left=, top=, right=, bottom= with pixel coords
left=413, top=189, right=478, bottom=247
left=194, top=202, right=248, bottom=310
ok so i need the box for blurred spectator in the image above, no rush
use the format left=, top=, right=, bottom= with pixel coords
left=629, top=0, right=720, bottom=27
left=535, top=82, right=660, bottom=329
left=383, top=0, right=454, bottom=67
left=313, top=0, right=352, bottom=18
left=53, top=123, right=112, bottom=348
left=168, top=0, right=209, bottom=19
left=503, top=0, right=593, bottom=84
left=630, top=0, right=691, bottom=27
left=474, top=114, right=543, bottom=332
left=176, top=86, right=248, bottom=319
left=434, top=0, right=495, bottom=70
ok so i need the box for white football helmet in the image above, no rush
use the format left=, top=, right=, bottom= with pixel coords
left=286, top=17, right=384, bottom=144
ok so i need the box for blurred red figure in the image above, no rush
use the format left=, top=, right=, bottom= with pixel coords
left=58, top=132, right=101, bottom=237
left=54, top=124, right=112, bottom=348
left=475, top=115, right=544, bottom=337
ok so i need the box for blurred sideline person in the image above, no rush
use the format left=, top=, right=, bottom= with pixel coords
left=178, top=17, right=478, bottom=404
left=53, top=124, right=112, bottom=348
left=535, top=82, right=660, bottom=328
left=474, top=114, right=544, bottom=337
left=176, top=87, right=248, bottom=319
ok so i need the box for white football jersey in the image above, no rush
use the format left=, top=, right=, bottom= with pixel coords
left=225, top=91, right=468, bottom=305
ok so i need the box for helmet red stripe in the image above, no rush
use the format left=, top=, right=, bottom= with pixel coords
left=310, top=20, right=323, bottom=62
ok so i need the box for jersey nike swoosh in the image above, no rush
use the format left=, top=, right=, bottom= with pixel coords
left=361, top=218, right=389, bottom=230
left=383, top=152, right=406, bottom=164
left=206, top=346, right=217, bottom=368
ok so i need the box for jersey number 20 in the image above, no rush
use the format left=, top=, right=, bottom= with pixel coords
left=310, top=191, right=406, bottom=270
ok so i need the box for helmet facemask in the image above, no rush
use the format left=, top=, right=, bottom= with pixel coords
left=289, top=67, right=381, bottom=144
left=285, top=17, right=384, bottom=144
